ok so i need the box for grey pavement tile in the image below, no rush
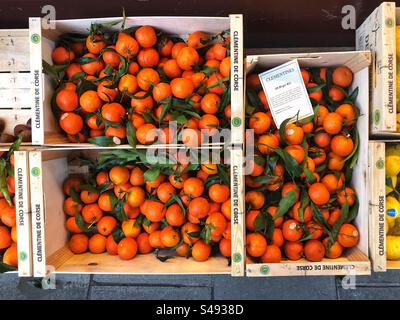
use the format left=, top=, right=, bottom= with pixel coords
left=337, top=270, right=400, bottom=286
left=338, top=286, right=400, bottom=300
left=92, top=274, right=213, bottom=287
left=213, top=275, right=337, bottom=300
left=89, top=285, right=212, bottom=300
left=0, top=273, right=90, bottom=300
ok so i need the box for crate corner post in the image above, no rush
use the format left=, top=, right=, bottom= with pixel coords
left=29, top=17, right=44, bottom=146
left=14, top=150, right=33, bottom=277
left=29, top=150, right=47, bottom=277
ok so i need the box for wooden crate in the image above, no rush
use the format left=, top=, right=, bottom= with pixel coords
left=243, top=51, right=372, bottom=276
left=356, top=2, right=399, bottom=137
left=368, top=140, right=400, bottom=271
left=0, top=29, right=32, bottom=146
left=0, top=146, right=33, bottom=276
left=29, top=15, right=243, bottom=148
left=28, top=147, right=231, bottom=277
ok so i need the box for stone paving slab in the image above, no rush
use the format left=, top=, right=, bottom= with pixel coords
left=213, top=275, right=337, bottom=300
left=337, top=270, right=400, bottom=286
left=337, top=286, right=400, bottom=300
left=92, top=274, right=213, bottom=287
left=0, top=273, right=90, bottom=300
left=89, top=285, right=212, bottom=300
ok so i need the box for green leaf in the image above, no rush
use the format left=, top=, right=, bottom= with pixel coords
left=274, top=190, right=297, bottom=220
left=112, top=227, right=125, bottom=243
left=144, top=167, right=161, bottom=182
left=270, top=147, right=303, bottom=178
left=297, top=190, right=310, bottom=222
left=254, top=211, right=275, bottom=243
left=74, top=213, right=88, bottom=233
left=303, top=168, right=316, bottom=184
left=0, top=262, right=17, bottom=273
left=88, top=136, right=117, bottom=147
left=344, top=131, right=359, bottom=167
left=278, top=118, right=292, bottom=146
left=126, top=121, right=136, bottom=148
left=347, top=87, right=359, bottom=102
left=70, top=188, right=84, bottom=205
left=346, top=196, right=359, bottom=223
left=307, top=83, right=325, bottom=93
left=310, top=202, right=331, bottom=232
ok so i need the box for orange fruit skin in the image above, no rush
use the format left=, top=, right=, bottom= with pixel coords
left=323, top=112, right=343, bottom=135
left=308, top=183, right=330, bottom=206
left=135, top=26, right=157, bottom=48
left=191, top=239, right=211, bottom=262
left=330, top=135, right=354, bottom=157
left=118, top=238, right=138, bottom=260
left=69, top=234, right=89, bottom=254
left=282, top=219, right=303, bottom=242
left=337, top=223, right=359, bottom=248
left=332, top=66, right=353, bottom=88
left=105, top=235, right=118, bottom=255
left=219, top=238, right=231, bottom=257
left=59, top=113, right=83, bottom=135
left=261, top=244, right=281, bottom=263
left=322, top=237, right=344, bottom=259
left=0, top=226, right=11, bottom=249
left=89, top=234, right=107, bottom=254
left=136, top=233, right=153, bottom=254
left=284, top=241, right=303, bottom=261
left=246, top=233, right=267, bottom=257
left=3, top=242, right=18, bottom=267
left=304, top=240, right=325, bottom=262
left=56, top=89, right=79, bottom=112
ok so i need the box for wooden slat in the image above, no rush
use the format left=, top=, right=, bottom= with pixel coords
left=368, top=141, right=387, bottom=272
left=0, top=88, right=31, bottom=108
left=231, top=148, right=245, bottom=276
left=50, top=246, right=230, bottom=274
left=246, top=249, right=371, bottom=277
left=0, top=36, right=29, bottom=72
left=0, top=73, right=31, bottom=89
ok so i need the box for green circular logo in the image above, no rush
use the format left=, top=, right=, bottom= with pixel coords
left=31, top=167, right=40, bottom=177
left=19, top=251, right=27, bottom=261
left=232, top=252, right=241, bottom=263
left=377, top=159, right=384, bottom=169
left=232, top=117, right=242, bottom=127
left=374, top=110, right=380, bottom=125
left=260, top=265, right=270, bottom=275
left=31, top=33, right=40, bottom=44
left=386, top=18, right=394, bottom=28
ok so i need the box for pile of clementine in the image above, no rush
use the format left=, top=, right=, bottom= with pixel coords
left=64, top=154, right=231, bottom=262
left=0, top=140, right=20, bottom=269
left=48, top=22, right=231, bottom=146
left=245, top=66, right=360, bottom=263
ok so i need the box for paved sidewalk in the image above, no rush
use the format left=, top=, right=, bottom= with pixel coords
left=0, top=271, right=399, bottom=299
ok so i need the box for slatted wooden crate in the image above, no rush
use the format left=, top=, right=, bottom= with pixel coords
left=29, top=15, right=243, bottom=148
left=243, top=51, right=372, bottom=276
left=0, top=30, right=32, bottom=146
left=28, top=147, right=232, bottom=277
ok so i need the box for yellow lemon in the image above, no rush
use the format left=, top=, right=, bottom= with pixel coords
left=397, top=113, right=400, bottom=132
left=397, top=26, right=400, bottom=58
left=386, top=145, right=400, bottom=177
left=387, top=235, right=400, bottom=260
